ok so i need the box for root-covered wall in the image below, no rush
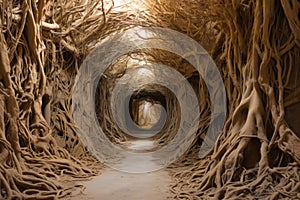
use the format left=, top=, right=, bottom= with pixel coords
left=0, top=0, right=105, bottom=199
left=172, top=0, right=300, bottom=199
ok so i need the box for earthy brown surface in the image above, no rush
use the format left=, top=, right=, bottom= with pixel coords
left=68, top=168, right=172, bottom=200
left=66, top=140, right=172, bottom=200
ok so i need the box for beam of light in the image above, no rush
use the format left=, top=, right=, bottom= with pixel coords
left=113, top=0, right=130, bottom=7
left=109, top=0, right=147, bottom=11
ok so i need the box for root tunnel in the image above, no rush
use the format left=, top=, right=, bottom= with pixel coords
left=0, top=0, right=299, bottom=199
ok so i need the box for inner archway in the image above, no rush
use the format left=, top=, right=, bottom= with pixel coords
left=129, top=90, right=167, bottom=130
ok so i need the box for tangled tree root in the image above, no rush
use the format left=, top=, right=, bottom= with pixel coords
left=171, top=0, right=300, bottom=199
left=0, top=0, right=106, bottom=199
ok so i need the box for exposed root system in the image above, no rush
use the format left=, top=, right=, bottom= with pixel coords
left=0, top=0, right=299, bottom=199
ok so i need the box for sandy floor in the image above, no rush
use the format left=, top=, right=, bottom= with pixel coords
left=70, top=168, right=172, bottom=200
left=68, top=140, right=173, bottom=200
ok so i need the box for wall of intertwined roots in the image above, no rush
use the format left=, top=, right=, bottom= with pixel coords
left=0, top=0, right=299, bottom=199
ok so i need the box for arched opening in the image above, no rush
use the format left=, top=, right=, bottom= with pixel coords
left=129, top=90, right=167, bottom=130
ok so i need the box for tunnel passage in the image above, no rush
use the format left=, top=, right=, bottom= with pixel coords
left=72, top=27, right=226, bottom=172
left=91, top=44, right=219, bottom=153
left=95, top=64, right=182, bottom=146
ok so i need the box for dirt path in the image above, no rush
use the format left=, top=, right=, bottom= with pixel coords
left=71, top=168, right=172, bottom=200
left=69, top=140, right=173, bottom=200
